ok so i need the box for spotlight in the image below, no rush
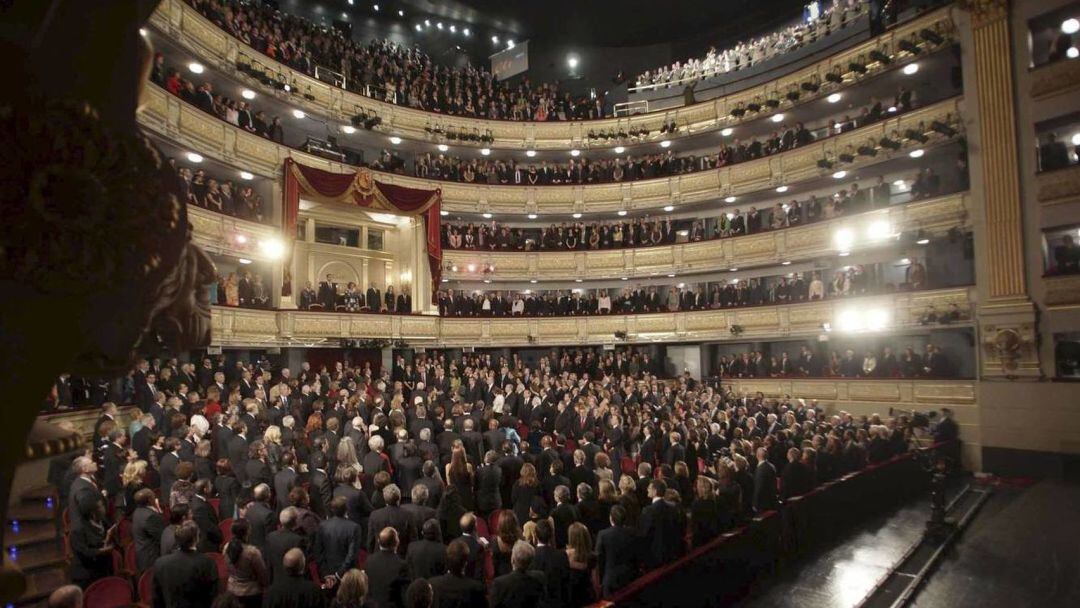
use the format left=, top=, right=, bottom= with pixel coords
left=725, top=196, right=737, bottom=203
left=292, top=109, right=305, bottom=119
left=389, top=136, right=401, bottom=145
left=482, top=212, right=492, bottom=219
left=909, top=149, right=925, bottom=158
left=440, top=210, right=449, bottom=216
left=239, top=171, right=254, bottom=180
left=259, top=237, right=286, bottom=260
left=771, top=113, right=785, bottom=123
left=1065, top=18, right=1080, bottom=34
left=436, top=22, right=443, bottom=30
left=917, top=237, right=930, bottom=245
left=614, top=146, right=625, bottom=153
left=480, top=148, right=491, bottom=156
left=721, top=127, right=733, bottom=136
left=660, top=140, right=671, bottom=148
left=483, top=279, right=491, bottom=284
left=903, top=63, right=919, bottom=75
left=425, top=19, right=431, bottom=26
left=729, top=267, right=739, bottom=272
left=234, top=234, right=248, bottom=245
left=570, top=149, right=580, bottom=157
left=827, top=93, right=842, bottom=103
left=491, top=35, right=499, bottom=44
left=463, top=28, right=470, bottom=36
left=572, top=213, right=582, bottom=219
left=415, top=24, right=422, bottom=32
left=617, top=210, right=628, bottom=216
left=372, top=3, right=379, bottom=11
left=575, top=279, right=583, bottom=283
left=437, top=144, right=448, bottom=152
left=1069, top=47, right=1080, bottom=59
left=238, top=258, right=252, bottom=265
left=526, top=150, right=537, bottom=157
left=776, top=185, right=788, bottom=193
left=530, top=279, right=538, bottom=284
left=241, top=89, right=256, bottom=100
left=399, top=9, right=405, bottom=16
left=507, top=39, right=515, bottom=48
left=832, top=170, right=847, bottom=179
left=450, top=25, right=456, bottom=33
left=139, top=28, right=148, bottom=37
left=528, top=213, right=538, bottom=219
left=187, top=62, right=204, bottom=74
left=186, top=152, right=203, bottom=163
left=567, top=56, right=579, bottom=69
left=621, top=277, right=629, bottom=281
left=664, top=205, right=674, bottom=212
left=341, top=125, right=356, bottom=134
left=781, top=260, right=791, bottom=265
left=833, top=228, right=855, bottom=250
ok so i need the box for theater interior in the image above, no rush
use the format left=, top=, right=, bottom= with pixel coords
left=0, top=0, right=1078, bottom=606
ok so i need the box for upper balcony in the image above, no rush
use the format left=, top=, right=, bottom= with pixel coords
left=138, top=84, right=963, bottom=216
left=147, top=0, right=955, bottom=149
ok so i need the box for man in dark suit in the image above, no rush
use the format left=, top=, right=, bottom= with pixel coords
left=101, top=428, right=128, bottom=498
left=456, top=513, right=487, bottom=582
left=264, top=507, right=308, bottom=582
left=551, top=485, right=579, bottom=549
left=131, top=414, right=156, bottom=462
left=264, top=548, right=327, bottom=608
left=158, top=438, right=181, bottom=500
left=273, top=453, right=299, bottom=512
left=364, top=527, right=411, bottom=608
left=245, top=484, right=276, bottom=553
left=131, top=489, right=165, bottom=573
left=406, top=519, right=447, bottom=580
left=595, top=505, right=639, bottom=597
left=428, top=539, right=488, bottom=608
left=190, top=480, right=222, bottom=553
left=308, top=452, right=334, bottom=519
left=402, top=485, right=437, bottom=533
left=753, top=447, right=779, bottom=513
left=529, top=518, right=569, bottom=608
left=227, top=422, right=250, bottom=485
left=152, top=522, right=219, bottom=608
left=367, top=484, right=416, bottom=554
left=313, top=497, right=361, bottom=579
left=490, top=540, right=545, bottom=608
left=475, top=452, right=503, bottom=517
left=639, top=479, right=682, bottom=569
left=781, top=447, right=815, bottom=500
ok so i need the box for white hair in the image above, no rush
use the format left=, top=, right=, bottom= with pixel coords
left=368, top=435, right=385, bottom=452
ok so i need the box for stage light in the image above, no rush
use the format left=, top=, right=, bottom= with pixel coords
left=238, top=258, right=252, bottom=265
left=186, top=152, right=203, bottom=163
left=526, top=150, right=537, bottom=157
left=239, top=171, right=254, bottom=180
left=1063, top=18, right=1080, bottom=34
left=909, top=149, right=924, bottom=158
left=827, top=93, right=842, bottom=103
left=415, top=24, right=422, bottom=32
left=832, top=170, right=847, bottom=179
left=528, top=213, right=538, bottom=219
left=241, top=89, right=256, bottom=100
left=463, top=28, right=470, bottom=36
left=372, top=3, right=379, bottom=10
left=450, top=25, right=456, bottom=33
left=782, top=260, right=792, bottom=265
left=480, top=148, right=491, bottom=156
left=341, top=125, right=356, bottom=134
left=399, top=9, right=405, bottom=16
left=568, top=56, right=579, bottom=69
left=833, top=228, right=855, bottom=250
left=292, top=109, right=305, bottom=119
left=482, top=212, right=492, bottom=219
left=259, top=237, right=286, bottom=260
left=721, top=127, right=733, bottom=136
left=614, top=146, right=625, bottom=153
left=572, top=213, right=582, bottom=219
left=771, top=113, right=785, bottom=123
left=139, top=28, right=148, bottom=37
left=507, top=39, right=515, bottom=48
left=436, top=22, right=443, bottom=30
left=660, top=140, right=671, bottom=148
left=725, top=196, right=737, bottom=203
left=570, top=149, right=580, bottom=157
left=188, top=62, right=204, bottom=74
left=903, top=63, right=919, bottom=75
left=617, top=210, right=628, bottom=216
left=467, top=264, right=476, bottom=272
left=440, top=210, right=449, bottom=216
left=491, top=35, right=499, bottom=44
left=234, top=234, right=248, bottom=245
left=664, top=205, right=674, bottom=212
left=1069, top=47, right=1080, bottom=59
left=776, top=185, right=789, bottom=193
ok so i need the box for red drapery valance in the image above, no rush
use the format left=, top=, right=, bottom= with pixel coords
left=283, top=158, right=442, bottom=302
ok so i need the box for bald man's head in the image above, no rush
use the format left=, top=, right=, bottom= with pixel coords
left=283, top=547, right=306, bottom=576
left=378, top=526, right=399, bottom=551
left=47, top=585, right=83, bottom=608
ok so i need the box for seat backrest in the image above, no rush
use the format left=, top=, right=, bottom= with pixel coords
left=116, top=517, right=134, bottom=548
left=208, top=498, right=221, bottom=517
left=138, top=569, right=154, bottom=605
left=207, top=551, right=229, bottom=586
left=218, top=517, right=234, bottom=545
left=474, top=516, right=490, bottom=539
left=84, top=576, right=133, bottom=608
left=124, top=543, right=138, bottom=573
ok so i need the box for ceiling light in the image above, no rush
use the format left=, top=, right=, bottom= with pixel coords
left=621, top=277, right=629, bottom=281
left=771, top=113, right=785, bottom=123
left=398, top=9, right=405, bottom=16
left=567, top=56, right=579, bottom=69
left=483, top=279, right=491, bottom=284
left=341, top=125, right=356, bottom=134
left=530, top=279, right=538, bottom=284
left=903, top=63, right=919, bottom=75
left=186, top=152, right=203, bottom=163
left=373, top=4, right=379, bottom=11
left=450, top=25, right=457, bottom=33
left=614, top=146, right=625, bottom=154
left=893, top=179, right=906, bottom=187
left=440, top=210, right=449, bottom=216
left=776, top=185, right=789, bottom=193
left=187, top=62, right=204, bottom=74
left=575, top=279, right=583, bottom=283
left=525, top=150, right=537, bottom=157
left=491, top=35, right=499, bottom=44
left=415, top=24, right=422, bottom=32
left=292, top=109, right=305, bottom=119
left=833, top=228, right=855, bottom=250
left=729, top=267, right=739, bottom=272
left=480, top=148, right=491, bottom=156
left=383, top=136, right=399, bottom=145
left=239, top=171, right=254, bottom=180
left=139, top=28, right=148, bottom=37
left=238, top=258, right=252, bottom=265
left=240, top=89, right=256, bottom=100
left=528, top=213, right=538, bottom=219
left=570, top=149, right=580, bottom=157
left=437, top=144, right=448, bottom=152
left=441, top=278, right=449, bottom=283
left=832, top=170, right=847, bottom=179
left=900, top=258, right=911, bottom=265
left=234, top=234, right=248, bottom=245
left=1063, top=18, right=1080, bottom=34
left=916, top=237, right=930, bottom=245
left=507, top=39, right=515, bottom=48
left=617, top=210, right=628, bottom=216
left=721, top=128, right=733, bottom=136
left=482, top=212, right=492, bottom=219
left=781, top=260, right=791, bottom=265
left=827, top=93, right=842, bottom=103
left=909, top=149, right=924, bottom=158
left=724, top=195, right=737, bottom=203
left=1068, top=47, right=1080, bottom=59
left=667, top=274, right=676, bottom=278
left=259, top=237, right=286, bottom=260
left=664, top=205, right=674, bottom=212
left=436, top=22, right=443, bottom=29
left=660, top=140, right=671, bottom=148
left=572, top=213, right=582, bottom=219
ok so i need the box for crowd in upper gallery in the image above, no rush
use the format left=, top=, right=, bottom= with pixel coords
left=633, top=0, right=868, bottom=91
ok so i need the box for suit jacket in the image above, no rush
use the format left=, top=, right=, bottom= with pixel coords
left=245, top=500, right=276, bottom=552
left=401, top=503, right=437, bottom=534
left=151, top=549, right=219, bottom=608
left=132, top=506, right=165, bottom=572
left=367, top=505, right=417, bottom=554
left=753, top=461, right=779, bottom=512
left=405, top=538, right=447, bottom=580
left=309, top=469, right=333, bottom=518
left=245, top=459, right=273, bottom=490
left=190, top=495, right=222, bottom=553
left=227, top=435, right=250, bottom=483
left=491, top=570, right=546, bottom=608
left=551, top=503, right=579, bottom=549
left=159, top=452, right=180, bottom=498
left=475, top=464, right=503, bottom=514
left=314, top=516, right=361, bottom=577
left=639, top=499, right=683, bottom=568
left=264, top=528, right=307, bottom=582
left=364, top=549, right=410, bottom=608
left=595, top=525, right=639, bottom=596
left=263, top=573, right=327, bottom=608
left=428, top=573, right=488, bottom=608
left=273, top=467, right=298, bottom=511
left=132, top=426, right=154, bottom=462
left=529, top=544, right=570, bottom=608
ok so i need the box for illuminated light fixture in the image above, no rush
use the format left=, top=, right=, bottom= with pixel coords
left=436, top=22, right=443, bottom=30
left=903, top=62, right=919, bottom=75
left=660, top=140, right=671, bottom=148
left=139, top=28, right=148, bottom=37
left=1072, top=133, right=1080, bottom=147
left=667, top=273, right=676, bottom=278
left=187, top=62, right=204, bottom=74
left=572, top=212, right=582, bottom=219
left=463, top=28, right=470, bottom=36
left=621, top=277, right=629, bottom=281
left=867, top=220, right=892, bottom=240
left=450, top=265, right=458, bottom=272
left=782, top=260, right=792, bottom=265
left=575, top=279, right=583, bottom=283
left=239, top=171, right=254, bottom=180
left=399, top=9, right=405, bottom=16
left=415, top=24, right=422, bottom=32
left=827, top=93, right=842, bottom=103
left=893, top=179, right=906, bottom=187
left=570, top=149, right=580, bottom=157
left=528, top=213, right=538, bottom=219
left=838, top=251, right=851, bottom=256
left=1063, top=18, right=1080, bottom=34
left=186, top=152, right=203, bottom=163
left=491, top=35, right=499, bottom=44
left=909, top=148, right=925, bottom=158
left=1069, top=47, right=1080, bottom=59
left=348, top=0, right=354, bottom=4
left=341, top=125, right=357, bottom=134
left=441, top=278, right=449, bottom=283
left=240, top=89, right=256, bottom=100
left=771, top=113, right=785, bottom=123
left=833, top=227, right=855, bottom=250
left=721, top=127, right=733, bottom=136
left=238, top=258, right=252, bottom=265
left=888, top=105, right=898, bottom=113
left=437, top=143, right=448, bottom=151
left=867, top=308, right=891, bottom=331
left=450, top=25, right=457, bottom=33
left=614, top=146, right=625, bottom=153
left=466, top=264, right=476, bottom=272
left=476, top=148, right=490, bottom=157
left=283, top=84, right=291, bottom=92
left=724, top=195, right=737, bottom=203
left=917, top=237, right=930, bottom=245
left=525, top=150, right=537, bottom=157
left=483, top=279, right=491, bottom=284
left=729, top=267, right=739, bottom=272
left=482, top=212, right=492, bottom=219
left=530, top=279, right=538, bottom=283
left=292, top=109, right=305, bottom=119
left=726, top=212, right=735, bottom=219
left=440, top=210, right=449, bottom=216
left=567, top=56, right=579, bottom=69
left=900, top=257, right=912, bottom=265
left=342, top=12, right=348, bottom=18
left=372, top=2, right=378, bottom=9
left=507, top=39, right=515, bottom=48
left=617, top=210, right=628, bottom=216
left=837, top=309, right=864, bottom=332
left=664, top=205, right=675, bottom=212
left=832, top=170, right=847, bottom=179
left=259, top=237, right=286, bottom=259
left=776, top=185, right=789, bottom=193
left=234, top=234, right=248, bottom=245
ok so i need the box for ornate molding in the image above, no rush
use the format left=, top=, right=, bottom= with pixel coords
left=1035, top=165, right=1080, bottom=205
left=1029, top=57, right=1080, bottom=100
left=150, top=0, right=955, bottom=148
left=957, top=0, right=1009, bottom=29
left=1044, top=274, right=1080, bottom=307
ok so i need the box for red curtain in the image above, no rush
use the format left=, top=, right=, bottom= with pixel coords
left=282, top=158, right=442, bottom=302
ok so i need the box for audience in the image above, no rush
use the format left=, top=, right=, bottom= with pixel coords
left=167, top=157, right=266, bottom=223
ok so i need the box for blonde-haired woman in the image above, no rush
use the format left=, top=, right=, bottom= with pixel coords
left=332, top=569, right=369, bottom=608
left=263, top=425, right=284, bottom=473
left=120, top=460, right=149, bottom=517
left=565, top=522, right=597, bottom=606
left=335, top=436, right=361, bottom=479
left=225, top=272, right=239, bottom=306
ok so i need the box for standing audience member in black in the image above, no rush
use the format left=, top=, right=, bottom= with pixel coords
left=406, top=519, right=448, bottom=580
left=264, top=548, right=327, bottom=608
left=131, top=488, right=165, bottom=573
left=595, top=505, right=639, bottom=597
left=152, top=522, right=219, bottom=608
left=364, top=527, right=411, bottom=608
left=490, top=540, right=546, bottom=608
left=428, top=539, right=489, bottom=608
left=314, top=496, right=362, bottom=580
left=753, top=447, right=779, bottom=513
left=639, top=479, right=683, bottom=569
left=264, top=507, right=308, bottom=583
left=69, top=501, right=114, bottom=589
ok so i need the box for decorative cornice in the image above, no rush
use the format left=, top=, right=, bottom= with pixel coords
left=958, top=0, right=1009, bottom=29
